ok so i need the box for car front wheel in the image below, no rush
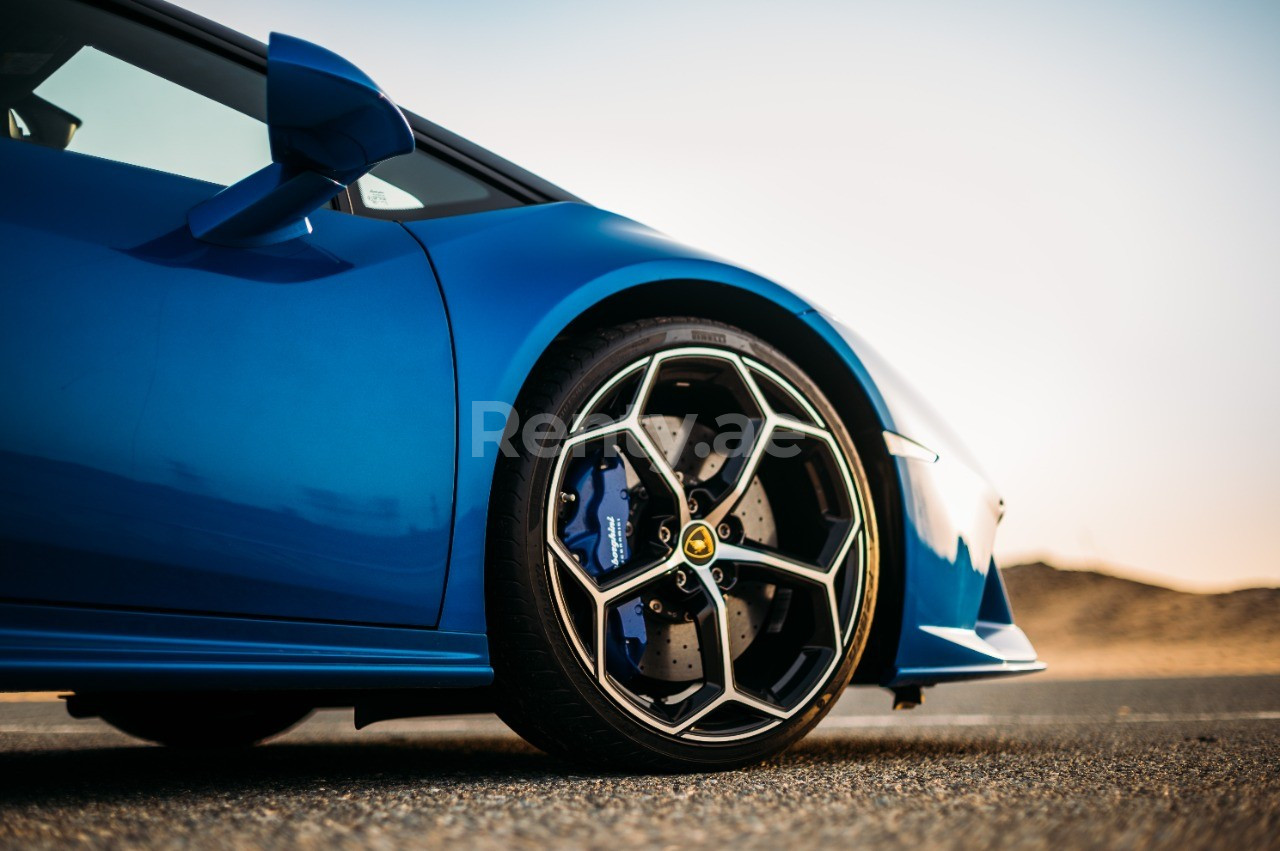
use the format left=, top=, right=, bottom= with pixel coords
left=487, top=318, right=878, bottom=770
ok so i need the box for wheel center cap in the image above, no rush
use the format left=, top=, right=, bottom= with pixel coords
left=680, top=521, right=718, bottom=566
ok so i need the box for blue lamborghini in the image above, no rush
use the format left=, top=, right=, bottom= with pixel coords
left=0, top=0, right=1042, bottom=769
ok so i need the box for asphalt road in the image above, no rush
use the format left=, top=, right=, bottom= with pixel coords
left=1, top=675, right=1277, bottom=850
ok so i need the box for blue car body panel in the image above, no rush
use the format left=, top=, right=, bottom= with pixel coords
left=0, top=0, right=1040, bottom=695
left=399, top=203, right=812, bottom=633
left=0, top=601, right=491, bottom=692
left=0, top=141, right=456, bottom=629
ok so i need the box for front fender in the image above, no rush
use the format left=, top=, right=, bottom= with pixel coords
left=408, top=202, right=1042, bottom=686
left=402, top=203, right=811, bottom=631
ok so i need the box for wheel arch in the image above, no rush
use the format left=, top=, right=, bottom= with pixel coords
left=536, top=278, right=906, bottom=686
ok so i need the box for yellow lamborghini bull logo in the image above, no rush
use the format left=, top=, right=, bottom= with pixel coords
left=681, top=522, right=717, bottom=565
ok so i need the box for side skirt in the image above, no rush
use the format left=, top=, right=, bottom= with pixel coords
left=0, top=602, right=492, bottom=693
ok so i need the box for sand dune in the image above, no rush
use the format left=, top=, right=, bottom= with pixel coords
left=1003, top=562, right=1280, bottom=679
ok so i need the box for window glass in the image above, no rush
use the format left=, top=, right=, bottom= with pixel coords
left=350, top=148, right=522, bottom=221
left=5, top=0, right=268, bottom=186
left=5, top=0, right=526, bottom=219
left=356, top=172, right=426, bottom=212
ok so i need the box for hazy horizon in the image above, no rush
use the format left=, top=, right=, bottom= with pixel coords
left=180, top=0, right=1280, bottom=592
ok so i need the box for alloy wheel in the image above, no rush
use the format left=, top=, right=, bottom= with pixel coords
left=545, top=346, right=870, bottom=742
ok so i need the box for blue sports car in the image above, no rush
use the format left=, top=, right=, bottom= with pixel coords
left=0, top=0, right=1042, bottom=769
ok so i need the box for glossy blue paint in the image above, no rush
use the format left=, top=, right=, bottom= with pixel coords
left=188, top=161, right=344, bottom=248
left=265, top=33, right=414, bottom=185
left=0, top=1, right=1042, bottom=698
left=408, top=202, right=1040, bottom=683
left=0, top=162, right=1041, bottom=691
left=401, top=203, right=813, bottom=632
left=0, top=140, right=455, bottom=628
left=0, top=603, right=490, bottom=692
left=189, top=33, right=414, bottom=248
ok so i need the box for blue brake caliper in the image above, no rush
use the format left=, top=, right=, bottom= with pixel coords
left=561, top=452, right=646, bottom=680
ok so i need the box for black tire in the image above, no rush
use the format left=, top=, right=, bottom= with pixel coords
left=487, top=318, right=878, bottom=771
left=91, top=695, right=311, bottom=748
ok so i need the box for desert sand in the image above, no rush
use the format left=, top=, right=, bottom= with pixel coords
left=1003, top=562, right=1280, bottom=679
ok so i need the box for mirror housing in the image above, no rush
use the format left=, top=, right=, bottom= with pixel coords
left=189, top=33, right=414, bottom=248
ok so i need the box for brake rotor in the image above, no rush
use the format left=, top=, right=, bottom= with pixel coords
left=626, top=417, right=783, bottom=683
left=633, top=581, right=776, bottom=681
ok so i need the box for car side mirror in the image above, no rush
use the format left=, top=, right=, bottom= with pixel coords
left=188, top=33, right=414, bottom=248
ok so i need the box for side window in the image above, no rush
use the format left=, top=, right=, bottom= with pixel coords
left=5, top=0, right=268, bottom=187
left=350, top=149, right=522, bottom=221
left=7, top=0, right=525, bottom=218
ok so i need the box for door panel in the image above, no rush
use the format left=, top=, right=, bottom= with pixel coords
left=0, top=141, right=454, bottom=626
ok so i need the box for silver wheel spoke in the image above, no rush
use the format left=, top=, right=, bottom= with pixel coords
left=548, top=537, right=605, bottom=599
left=673, top=693, right=729, bottom=733
left=715, top=541, right=844, bottom=677
left=699, top=355, right=775, bottom=528
left=593, top=597, right=609, bottom=680
left=742, top=357, right=826, bottom=426
left=629, top=425, right=690, bottom=529
left=626, top=352, right=690, bottom=524
left=715, top=542, right=832, bottom=585
left=702, top=416, right=775, bottom=528
left=600, top=553, right=684, bottom=604
left=571, top=358, right=648, bottom=433
left=732, top=690, right=790, bottom=720
left=694, top=563, right=735, bottom=685
left=687, top=564, right=795, bottom=723
left=629, top=353, right=664, bottom=417
left=562, top=419, right=632, bottom=452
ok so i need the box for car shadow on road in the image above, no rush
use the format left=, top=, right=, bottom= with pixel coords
left=0, top=731, right=1035, bottom=805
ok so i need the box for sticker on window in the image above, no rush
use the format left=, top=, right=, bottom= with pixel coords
left=357, top=173, right=425, bottom=211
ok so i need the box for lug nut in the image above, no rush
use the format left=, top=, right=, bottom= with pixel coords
left=716, top=522, right=732, bottom=540
left=658, top=525, right=672, bottom=544
left=648, top=599, right=664, bottom=614
left=687, top=497, right=699, bottom=514
left=711, top=567, right=725, bottom=585
left=675, top=471, right=685, bottom=483
left=674, top=569, right=688, bottom=589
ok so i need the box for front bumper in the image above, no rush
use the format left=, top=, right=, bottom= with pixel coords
left=800, top=311, right=1044, bottom=686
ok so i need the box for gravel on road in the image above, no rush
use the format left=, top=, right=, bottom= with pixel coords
left=1, top=675, right=1276, bottom=850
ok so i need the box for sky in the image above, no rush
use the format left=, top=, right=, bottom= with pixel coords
left=180, top=0, right=1280, bottom=591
